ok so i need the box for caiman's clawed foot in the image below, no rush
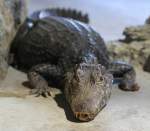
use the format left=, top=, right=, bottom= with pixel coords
left=119, top=83, right=140, bottom=92
left=28, top=64, right=62, bottom=97
left=109, top=61, right=140, bottom=92
left=30, top=85, right=52, bottom=97
left=28, top=70, right=51, bottom=97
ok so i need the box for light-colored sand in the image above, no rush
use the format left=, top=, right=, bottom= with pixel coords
left=0, top=67, right=150, bottom=131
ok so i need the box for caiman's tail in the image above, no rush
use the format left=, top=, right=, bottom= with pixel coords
left=30, top=8, right=89, bottom=24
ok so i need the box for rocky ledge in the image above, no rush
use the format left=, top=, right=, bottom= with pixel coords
left=107, top=18, right=150, bottom=72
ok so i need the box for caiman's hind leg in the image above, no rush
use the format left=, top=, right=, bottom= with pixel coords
left=109, top=61, right=140, bottom=91
left=28, top=64, right=62, bottom=97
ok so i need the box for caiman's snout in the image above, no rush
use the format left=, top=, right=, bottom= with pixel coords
left=65, top=63, right=113, bottom=122
left=75, top=112, right=95, bottom=122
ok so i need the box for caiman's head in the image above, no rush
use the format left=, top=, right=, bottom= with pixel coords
left=65, top=63, right=113, bottom=122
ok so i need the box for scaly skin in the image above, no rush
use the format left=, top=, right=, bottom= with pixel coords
left=30, top=8, right=89, bottom=24
left=9, top=8, right=139, bottom=122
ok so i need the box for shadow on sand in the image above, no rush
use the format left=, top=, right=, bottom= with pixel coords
left=23, top=81, right=84, bottom=122
left=54, top=93, right=84, bottom=123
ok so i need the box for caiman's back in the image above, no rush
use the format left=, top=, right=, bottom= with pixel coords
left=11, top=15, right=109, bottom=71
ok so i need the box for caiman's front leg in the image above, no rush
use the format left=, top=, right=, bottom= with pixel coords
left=28, top=64, right=62, bottom=97
left=109, top=61, right=140, bottom=91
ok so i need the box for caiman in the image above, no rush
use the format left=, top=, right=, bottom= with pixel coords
left=9, top=8, right=140, bottom=122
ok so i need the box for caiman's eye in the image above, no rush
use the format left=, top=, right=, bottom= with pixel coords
left=90, top=74, right=95, bottom=84
left=77, top=69, right=84, bottom=78
left=99, top=76, right=104, bottom=81
left=74, top=73, right=79, bottom=81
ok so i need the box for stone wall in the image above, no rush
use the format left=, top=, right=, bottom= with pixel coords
left=0, top=0, right=27, bottom=83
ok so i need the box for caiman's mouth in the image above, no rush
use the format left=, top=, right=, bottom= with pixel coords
left=74, top=112, right=96, bottom=122
left=71, top=100, right=100, bottom=122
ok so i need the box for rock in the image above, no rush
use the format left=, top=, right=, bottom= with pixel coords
left=107, top=40, right=150, bottom=67
left=143, top=55, right=150, bottom=72
left=0, top=0, right=27, bottom=83
left=145, top=16, right=150, bottom=24
left=122, top=25, right=150, bottom=43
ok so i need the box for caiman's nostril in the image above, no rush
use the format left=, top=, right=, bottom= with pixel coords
left=83, top=113, right=88, bottom=117
left=75, top=112, right=94, bottom=122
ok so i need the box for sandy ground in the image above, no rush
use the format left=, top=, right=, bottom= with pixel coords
left=0, top=67, right=149, bottom=131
